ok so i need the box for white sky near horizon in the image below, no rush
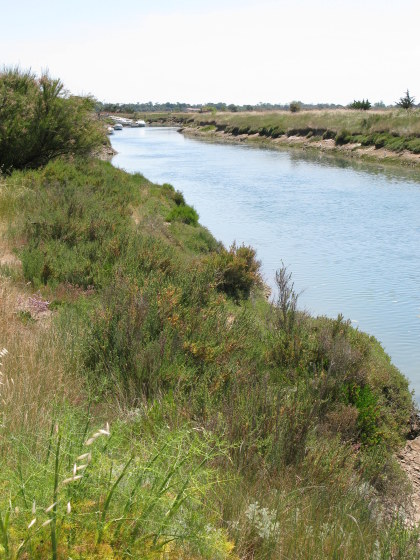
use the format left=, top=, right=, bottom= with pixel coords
left=1, top=0, right=419, bottom=106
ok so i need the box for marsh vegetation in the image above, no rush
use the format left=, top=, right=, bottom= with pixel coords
left=0, top=69, right=419, bottom=559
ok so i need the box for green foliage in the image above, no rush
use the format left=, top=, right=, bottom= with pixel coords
left=173, top=190, right=186, bottom=205
left=406, top=138, right=420, bottom=153
left=200, top=125, right=217, bottom=132
left=0, top=413, right=233, bottom=560
left=335, top=129, right=352, bottom=145
left=15, top=160, right=137, bottom=288
left=349, top=99, right=371, bottom=110
left=343, top=384, right=381, bottom=445
left=1, top=156, right=417, bottom=560
left=396, top=89, right=415, bottom=109
left=0, top=67, right=105, bottom=173
left=289, top=101, right=302, bottom=113
left=209, top=243, right=261, bottom=301
left=167, top=203, right=199, bottom=225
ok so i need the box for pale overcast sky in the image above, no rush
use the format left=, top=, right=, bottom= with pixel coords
left=2, top=0, right=419, bottom=105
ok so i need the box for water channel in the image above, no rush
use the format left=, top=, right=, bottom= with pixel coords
left=111, top=127, right=420, bottom=397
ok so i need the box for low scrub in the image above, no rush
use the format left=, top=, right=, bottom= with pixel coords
left=167, top=203, right=199, bottom=225
left=0, top=157, right=417, bottom=559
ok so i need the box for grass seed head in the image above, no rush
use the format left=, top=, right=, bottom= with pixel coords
left=76, top=452, right=91, bottom=462
left=45, top=502, right=57, bottom=513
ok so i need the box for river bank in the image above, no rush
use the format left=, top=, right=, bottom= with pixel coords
left=180, top=125, right=420, bottom=168
left=134, top=109, right=420, bottom=170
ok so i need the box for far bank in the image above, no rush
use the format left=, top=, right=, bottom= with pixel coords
left=127, top=109, right=420, bottom=169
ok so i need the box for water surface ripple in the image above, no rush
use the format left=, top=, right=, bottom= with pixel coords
left=111, top=127, right=420, bottom=397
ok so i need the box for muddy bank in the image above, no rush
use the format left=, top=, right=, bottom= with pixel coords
left=180, top=125, right=420, bottom=169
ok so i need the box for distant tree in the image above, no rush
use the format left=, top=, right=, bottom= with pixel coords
left=349, top=99, right=371, bottom=110
left=227, top=104, right=238, bottom=112
left=289, top=101, right=302, bottom=113
left=396, top=89, right=415, bottom=109
left=374, top=101, right=386, bottom=109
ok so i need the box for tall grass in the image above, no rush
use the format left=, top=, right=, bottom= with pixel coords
left=0, top=402, right=233, bottom=558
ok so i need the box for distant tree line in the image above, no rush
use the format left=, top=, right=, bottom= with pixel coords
left=97, top=91, right=418, bottom=114
left=96, top=101, right=347, bottom=114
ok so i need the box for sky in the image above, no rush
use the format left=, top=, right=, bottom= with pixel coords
left=2, top=0, right=420, bottom=105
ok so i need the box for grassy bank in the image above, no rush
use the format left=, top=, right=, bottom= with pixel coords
left=0, top=157, right=418, bottom=558
left=134, top=109, right=420, bottom=167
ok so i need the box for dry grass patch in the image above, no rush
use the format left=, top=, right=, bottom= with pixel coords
left=0, top=278, right=83, bottom=447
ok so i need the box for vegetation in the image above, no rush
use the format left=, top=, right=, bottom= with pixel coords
left=0, top=156, right=418, bottom=558
left=349, top=99, right=371, bottom=111
left=144, top=109, right=420, bottom=160
left=0, top=71, right=419, bottom=558
left=98, top=101, right=347, bottom=114
left=397, top=89, right=416, bottom=110
left=0, top=68, right=105, bottom=173
left=289, top=101, right=302, bottom=113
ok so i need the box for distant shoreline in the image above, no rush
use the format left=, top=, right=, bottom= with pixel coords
left=179, top=125, right=420, bottom=170
left=133, top=109, right=420, bottom=171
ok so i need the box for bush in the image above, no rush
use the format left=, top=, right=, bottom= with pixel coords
left=173, top=189, right=186, bottom=206
left=167, top=204, right=199, bottom=225
left=289, top=101, right=302, bottom=113
left=349, top=99, right=371, bottom=110
left=209, top=243, right=261, bottom=301
left=0, top=68, right=105, bottom=172
left=396, top=89, right=415, bottom=109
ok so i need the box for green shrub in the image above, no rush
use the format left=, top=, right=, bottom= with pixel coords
left=209, top=243, right=261, bottom=301
left=349, top=99, right=371, bottom=110
left=173, top=189, right=186, bottom=206
left=342, top=384, right=380, bottom=445
left=289, top=101, right=302, bottom=113
left=396, top=89, right=415, bottom=109
left=0, top=68, right=105, bottom=173
left=167, top=204, right=199, bottom=225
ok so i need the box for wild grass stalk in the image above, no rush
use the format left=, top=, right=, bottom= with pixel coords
left=50, top=433, right=61, bottom=560
left=0, top=507, right=10, bottom=559
left=96, top=455, right=133, bottom=544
